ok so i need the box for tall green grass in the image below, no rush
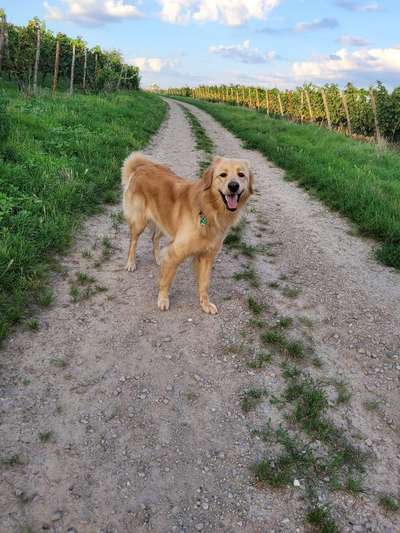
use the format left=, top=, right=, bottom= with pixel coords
left=0, top=83, right=166, bottom=344
left=175, top=97, right=400, bottom=271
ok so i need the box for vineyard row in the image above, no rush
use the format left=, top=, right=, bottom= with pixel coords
left=0, top=10, right=140, bottom=95
left=164, top=83, right=400, bottom=143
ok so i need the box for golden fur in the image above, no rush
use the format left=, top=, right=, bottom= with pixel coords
left=121, top=152, right=253, bottom=314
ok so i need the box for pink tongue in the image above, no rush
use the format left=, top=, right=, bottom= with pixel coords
left=226, top=194, right=238, bottom=209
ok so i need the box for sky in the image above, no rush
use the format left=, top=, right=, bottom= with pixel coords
left=2, top=0, right=400, bottom=89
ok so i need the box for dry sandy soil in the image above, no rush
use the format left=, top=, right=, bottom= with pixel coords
left=0, top=98, right=399, bottom=533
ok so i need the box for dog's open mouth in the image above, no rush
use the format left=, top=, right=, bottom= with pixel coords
left=220, top=191, right=242, bottom=211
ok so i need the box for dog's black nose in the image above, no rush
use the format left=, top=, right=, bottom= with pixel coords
left=228, top=181, right=240, bottom=193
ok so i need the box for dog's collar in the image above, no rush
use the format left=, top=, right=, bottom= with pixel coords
left=199, top=211, right=208, bottom=225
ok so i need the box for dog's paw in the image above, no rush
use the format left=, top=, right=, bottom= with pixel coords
left=158, top=294, right=170, bottom=311
left=201, top=301, right=218, bottom=315
left=154, top=256, right=161, bottom=266
left=126, top=261, right=136, bottom=272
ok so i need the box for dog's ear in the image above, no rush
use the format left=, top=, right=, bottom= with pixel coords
left=201, top=156, right=221, bottom=191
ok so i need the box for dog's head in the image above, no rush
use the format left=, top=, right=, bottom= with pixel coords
left=201, top=156, right=253, bottom=212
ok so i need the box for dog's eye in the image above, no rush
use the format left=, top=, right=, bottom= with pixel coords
left=238, top=172, right=245, bottom=177
left=220, top=172, right=227, bottom=178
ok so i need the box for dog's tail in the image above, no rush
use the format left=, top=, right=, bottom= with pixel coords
left=121, top=152, right=152, bottom=190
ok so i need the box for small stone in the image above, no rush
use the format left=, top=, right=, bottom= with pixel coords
left=293, top=479, right=301, bottom=487
left=202, top=503, right=209, bottom=510
left=195, top=523, right=204, bottom=531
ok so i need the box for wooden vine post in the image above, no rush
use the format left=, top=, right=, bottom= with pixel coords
left=236, top=89, right=239, bottom=105
left=117, top=64, right=125, bottom=91
left=0, top=9, right=9, bottom=73
left=321, top=88, right=332, bottom=129
left=69, top=43, right=76, bottom=96
left=82, top=47, right=87, bottom=90
left=277, top=91, right=284, bottom=116
left=248, top=87, right=252, bottom=108
left=340, top=90, right=352, bottom=135
left=369, top=88, right=382, bottom=143
left=241, top=86, right=245, bottom=106
left=32, top=22, right=41, bottom=96
left=255, top=87, right=260, bottom=110
left=265, top=90, right=269, bottom=115
left=52, top=38, right=60, bottom=95
left=300, top=90, right=304, bottom=122
left=305, top=90, right=313, bottom=121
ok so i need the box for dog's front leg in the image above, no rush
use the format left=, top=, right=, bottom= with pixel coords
left=196, top=253, right=218, bottom=315
left=158, top=244, right=185, bottom=311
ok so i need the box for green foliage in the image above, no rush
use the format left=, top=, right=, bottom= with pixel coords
left=0, top=84, right=166, bottom=345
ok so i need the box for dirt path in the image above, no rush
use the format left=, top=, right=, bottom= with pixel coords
left=1, top=98, right=399, bottom=533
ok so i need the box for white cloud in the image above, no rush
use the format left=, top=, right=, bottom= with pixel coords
left=292, top=46, right=400, bottom=81
left=335, top=1, right=382, bottom=12
left=294, top=17, right=338, bottom=32
left=209, top=40, right=276, bottom=64
left=130, top=57, right=179, bottom=73
left=337, top=35, right=371, bottom=46
left=158, top=0, right=281, bottom=26
left=44, top=0, right=142, bottom=26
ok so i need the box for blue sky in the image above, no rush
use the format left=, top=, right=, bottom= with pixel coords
left=2, top=0, right=399, bottom=88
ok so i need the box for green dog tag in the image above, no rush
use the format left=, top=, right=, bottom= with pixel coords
left=200, top=213, right=208, bottom=225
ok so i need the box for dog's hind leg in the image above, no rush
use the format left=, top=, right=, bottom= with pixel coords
left=152, top=227, right=162, bottom=266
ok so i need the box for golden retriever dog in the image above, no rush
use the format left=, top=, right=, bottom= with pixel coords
left=121, top=152, right=253, bottom=314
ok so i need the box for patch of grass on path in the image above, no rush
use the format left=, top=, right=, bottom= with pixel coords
left=181, top=106, right=214, bottom=173
left=175, top=97, right=400, bottom=271
left=0, top=84, right=166, bottom=345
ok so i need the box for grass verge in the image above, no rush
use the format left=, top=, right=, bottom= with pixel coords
left=0, top=83, right=166, bottom=345
left=174, top=97, right=400, bottom=271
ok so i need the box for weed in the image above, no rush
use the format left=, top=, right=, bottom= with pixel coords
left=261, top=329, right=305, bottom=359
left=306, top=506, right=339, bottom=533
left=345, top=476, right=365, bottom=494
left=101, top=237, right=112, bottom=259
left=37, top=287, right=53, bottom=307
left=334, top=381, right=352, bottom=404
left=76, top=272, right=96, bottom=285
left=247, top=352, right=272, bottom=369
left=364, top=399, right=381, bottom=411
left=379, top=495, right=399, bottom=512
left=233, top=266, right=259, bottom=287
left=269, top=281, right=279, bottom=288
left=277, top=317, right=293, bottom=329
left=249, top=318, right=267, bottom=329
left=281, top=287, right=300, bottom=299
left=241, top=388, right=267, bottom=413
left=247, top=296, right=265, bottom=315
left=22, top=378, right=31, bottom=385
left=39, top=431, right=54, bottom=443
left=0, top=454, right=24, bottom=466
left=27, top=318, right=39, bottom=331
left=111, top=210, right=124, bottom=231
